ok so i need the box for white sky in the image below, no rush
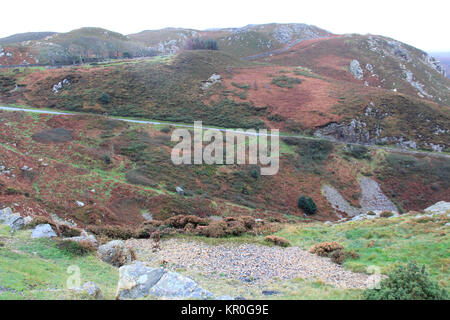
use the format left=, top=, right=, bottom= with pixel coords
left=1, top=0, right=449, bottom=52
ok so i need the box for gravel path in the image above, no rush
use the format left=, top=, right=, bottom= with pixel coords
left=126, top=239, right=370, bottom=289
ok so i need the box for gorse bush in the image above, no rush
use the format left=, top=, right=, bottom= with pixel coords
left=364, top=263, right=448, bottom=300
left=56, top=239, right=96, bottom=256
left=298, top=195, right=317, bottom=215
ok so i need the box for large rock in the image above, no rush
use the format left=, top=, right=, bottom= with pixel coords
left=81, top=281, right=103, bottom=300
left=64, top=230, right=98, bottom=247
left=71, top=281, right=103, bottom=300
left=149, top=272, right=214, bottom=299
left=97, top=240, right=135, bottom=267
left=116, top=262, right=166, bottom=300
left=0, top=208, right=25, bottom=231
left=424, top=201, right=450, bottom=215
left=349, top=60, right=364, bottom=80
left=31, top=224, right=57, bottom=238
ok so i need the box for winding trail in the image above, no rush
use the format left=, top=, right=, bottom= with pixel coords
left=1, top=105, right=449, bottom=159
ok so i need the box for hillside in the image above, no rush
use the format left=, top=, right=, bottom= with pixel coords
left=128, top=23, right=332, bottom=57
left=0, top=28, right=154, bottom=66
left=1, top=48, right=449, bottom=152
left=0, top=32, right=57, bottom=45
left=0, top=21, right=449, bottom=301
left=431, top=52, right=450, bottom=78
left=0, top=203, right=448, bottom=299
left=0, top=110, right=448, bottom=230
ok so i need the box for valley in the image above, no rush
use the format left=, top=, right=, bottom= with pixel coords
left=0, top=21, right=449, bottom=301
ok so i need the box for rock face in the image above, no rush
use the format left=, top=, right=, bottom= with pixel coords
left=349, top=60, right=364, bottom=80
left=31, top=224, right=57, bottom=238
left=116, top=262, right=166, bottom=300
left=0, top=208, right=25, bottom=231
left=314, top=120, right=370, bottom=144
left=97, top=240, right=136, bottom=267
left=424, top=201, right=450, bottom=215
left=201, top=74, right=221, bottom=90
left=116, top=262, right=214, bottom=300
left=150, top=272, right=214, bottom=299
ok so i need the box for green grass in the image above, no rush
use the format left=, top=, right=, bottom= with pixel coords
left=274, top=214, right=450, bottom=289
left=0, top=225, right=118, bottom=300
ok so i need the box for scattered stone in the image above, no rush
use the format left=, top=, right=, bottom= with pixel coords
left=126, top=239, right=371, bottom=289
left=31, top=224, right=57, bottom=238
left=322, top=177, right=398, bottom=219
left=97, top=240, right=136, bottom=267
left=116, top=262, right=166, bottom=300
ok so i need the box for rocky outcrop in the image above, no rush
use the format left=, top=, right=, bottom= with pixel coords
left=97, top=240, right=136, bottom=267
left=314, top=120, right=370, bottom=144
left=349, top=60, right=364, bottom=80
left=201, top=74, right=221, bottom=90
left=116, top=262, right=213, bottom=300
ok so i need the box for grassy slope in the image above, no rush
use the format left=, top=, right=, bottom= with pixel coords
left=2, top=50, right=448, bottom=151
left=275, top=213, right=449, bottom=290
left=1, top=212, right=447, bottom=300
left=0, top=110, right=448, bottom=229
left=265, top=34, right=450, bottom=106
left=0, top=225, right=118, bottom=300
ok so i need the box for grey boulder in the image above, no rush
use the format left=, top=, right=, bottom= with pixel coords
left=116, top=262, right=166, bottom=300
left=0, top=207, right=25, bottom=231
left=31, top=224, right=57, bottom=238
left=150, top=272, right=214, bottom=299
left=64, top=230, right=98, bottom=247
left=97, top=240, right=135, bottom=267
left=72, top=281, right=103, bottom=300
